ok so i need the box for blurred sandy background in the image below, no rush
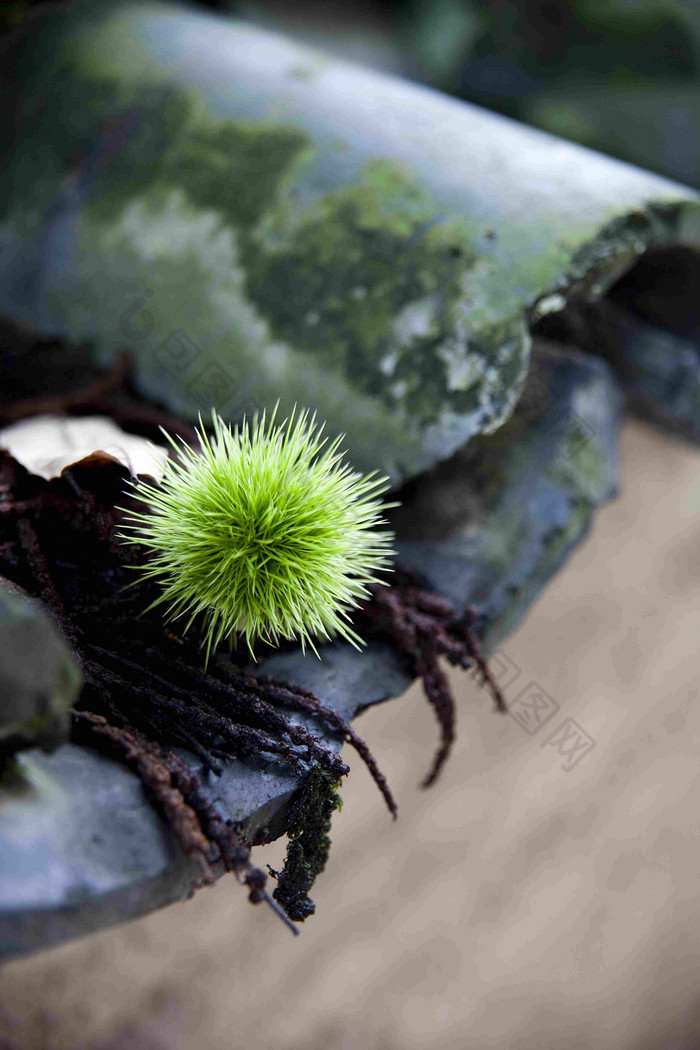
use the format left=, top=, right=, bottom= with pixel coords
left=1, top=418, right=700, bottom=1050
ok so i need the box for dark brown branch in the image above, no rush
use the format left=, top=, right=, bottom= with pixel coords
left=86, top=398, right=200, bottom=448
left=250, top=672, right=398, bottom=819
left=0, top=352, right=130, bottom=425
left=458, top=608, right=507, bottom=712
left=416, top=650, right=455, bottom=788
left=361, top=581, right=507, bottom=788
left=72, top=710, right=215, bottom=885
left=15, top=516, right=83, bottom=655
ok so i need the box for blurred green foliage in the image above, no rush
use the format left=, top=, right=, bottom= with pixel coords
left=5, top=0, right=700, bottom=188
left=237, top=0, right=700, bottom=189
left=395, top=0, right=700, bottom=187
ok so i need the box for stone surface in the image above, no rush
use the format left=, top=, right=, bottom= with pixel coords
left=1, top=1, right=699, bottom=481
left=393, top=339, right=623, bottom=648
left=586, top=303, right=700, bottom=445
left=0, top=640, right=409, bottom=961
left=0, top=581, right=82, bottom=755
left=0, top=342, right=623, bottom=959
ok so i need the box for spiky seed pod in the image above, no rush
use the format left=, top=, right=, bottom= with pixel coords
left=119, top=409, right=395, bottom=661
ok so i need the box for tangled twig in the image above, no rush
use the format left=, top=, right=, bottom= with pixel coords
left=0, top=343, right=199, bottom=445
left=0, top=351, right=130, bottom=425
left=361, top=581, right=507, bottom=787
left=72, top=709, right=299, bottom=933
left=71, top=710, right=215, bottom=885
